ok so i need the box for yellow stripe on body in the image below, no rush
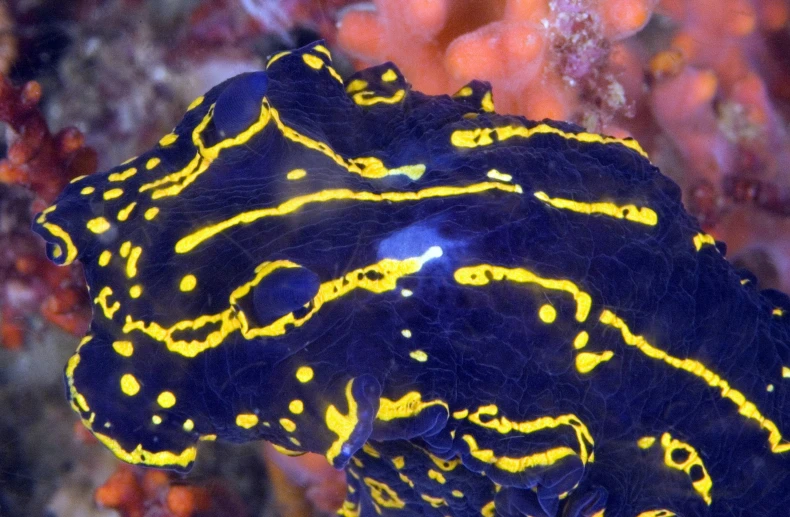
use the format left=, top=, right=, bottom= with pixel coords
left=451, top=123, right=648, bottom=158
left=600, top=309, right=790, bottom=454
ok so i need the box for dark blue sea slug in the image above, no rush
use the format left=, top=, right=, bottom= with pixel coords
left=32, top=41, right=790, bottom=516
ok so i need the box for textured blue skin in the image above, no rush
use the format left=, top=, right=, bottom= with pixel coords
left=32, top=42, right=790, bottom=516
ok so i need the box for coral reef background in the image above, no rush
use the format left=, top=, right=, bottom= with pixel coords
left=0, top=0, right=788, bottom=515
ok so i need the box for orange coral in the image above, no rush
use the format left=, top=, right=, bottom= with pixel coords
left=338, top=0, right=657, bottom=125
left=335, top=0, right=790, bottom=291
left=95, top=463, right=247, bottom=517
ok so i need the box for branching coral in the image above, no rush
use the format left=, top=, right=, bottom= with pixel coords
left=0, top=77, right=94, bottom=346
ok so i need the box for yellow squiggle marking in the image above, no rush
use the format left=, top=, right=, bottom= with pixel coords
left=660, top=432, right=713, bottom=504
left=94, top=431, right=196, bottom=468
left=124, top=249, right=441, bottom=357
left=534, top=191, right=658, bottom=226
left=94, top=287, right=120, bottom=319
left=600, top=309, right=790, bottom=454
left=352, top=89, right=405, bottom=106
left=454, top=265, right=591, bottom=322
left=325, top=380, right=360, bottom=464
left=363, top=477, right=406, bottom=509
left=451, top=123, right=648, bottom=157
left=40, top=222, right=78, bottom=264
left=463, top=405, right=594, bottom=466
left=575, top=351, right=614, bottom=373
left=376, top=392, right=448, bottom=422
left=463, top=434, right=576, bottom=473
left=176, top=182, right=520, bottom=254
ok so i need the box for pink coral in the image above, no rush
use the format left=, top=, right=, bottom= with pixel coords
left=335, top=0, right=790, bottom=291
left=338, top=0, right=656, bottom=125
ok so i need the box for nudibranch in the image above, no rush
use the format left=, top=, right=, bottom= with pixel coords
left=32, top=41, right=790, bottom=516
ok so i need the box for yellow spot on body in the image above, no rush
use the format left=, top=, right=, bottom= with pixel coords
left=289, top=399, right=304, bottom=414
left=52, top=246, right=62, bottom=258
left=267, top=51, right=290, bottom=67
left=534, top=191, right=658, bottom=226
left=146, top=157, right=161, bottom=170
left=600, top=309, right=790, bottom=454
left=481, top=501, right=497, bottom=517
left=481, top=91, right=495, bottom=112
left=392, top=456, right=405, bottom=469
left=176, top=182, right=520, bottom=253
left=112, top=341, right=134, bottom=357
left=452, top=490, right=464, bottom=498
left=200, top=434, right=217, bottom=441
left=401, top=289, right=413, bottom=297
left=236, top=413, right=259, bottom=429
left=453, top=86, right=473, bottom=97
left=280, top=418, right=297, bottom=432
left=486, top=169, right=512, bottom=182
left=87, top=217, right=111, bottom=234
left=183, top=419, right=194, bottom=432
left=303, top=53, right=324, bottom=70
left=120, top=241, right=131, bottom=257
left=635, top=511, right=677, bottom=517
left=575, top=351, right=614, bottom=374
left=126, top=246, right=142, bottom=278
left=180, top=274, right=197, bottom=292
left=70, top=175, right=87, bottom=183
left=81, top=186, right=96, bottom=195
left=286, top=168, right=307, bottom=180
left=453, top=409, right=469, bottom=419
left=144, top=207, right=159, bottom=220
left=409, top=350, right=428, bottom=362
left=152, top=415, right=162, bottom=425
left=573, top=331, right=589, bottom=349
left=773, top=308, right=784, bottom=316
left=455, top=265, right=591, bottom=322
left=117, top=202, right=137, bottom=221
left=693, top=233, right=716, bottom=251
left=296, top=366, right=314, bottom=383
left=289, top=436, right=301, bottom=446
left=767, top=384, right=775, bottom=392
left=451, top=123, right=648, bottom=158
left=130, top=285, right=142, bottom=298
left=103, top=188, right=124, bottom=200
left=120, top=374, right=140, bottom=396
left=109, top=167, right=138, bottom=182
left=346, top=79, right=367, bottom=93
left=381, top=69, right=398, bottom=82
left=401, top=329, right=412, bottom=338
left=159, top=133, right=178, bottom=146
left=362, top=443, right=381, bottom=458
left=538, top=304, right=556, bottom=323
left=428, top=469, right=446, bottom=484
left=187, top=96, right=204, bottom=111
left=157, top=391, right=176, bottom=408
left=638, top=436, right=656, bottom=448
left=783, top=366, right=790, bottom=378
